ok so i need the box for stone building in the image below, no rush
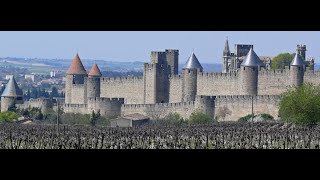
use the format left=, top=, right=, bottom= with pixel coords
left=1, top=44, right=318, bottom=122
left=111, top=113, right=150, bottom=127
left=223, top=39, right=315, bottom=73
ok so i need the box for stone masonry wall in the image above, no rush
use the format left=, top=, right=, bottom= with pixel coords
left=87, top=97, right=124, bottom=118
left=196, top=72, right=239, bottom=96
left=169, top=75, right=182, bottom=103
left=304, top=71, right=320, bottom=85
left=71, top=84, right=87, bottom=104
left=63, top=104, right=88, bottom=114
left=257, top=69, right=290, bottom=95
left=16, top=98, right=53, bottom=113
left=100, top=76, right=144, bottom=104
left=214, top=95, right=281, bottom=121
left=121, top=101, right=196, bottom=119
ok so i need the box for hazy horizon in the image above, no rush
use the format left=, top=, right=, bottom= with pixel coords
left=0, top=31, right=319, bottom=64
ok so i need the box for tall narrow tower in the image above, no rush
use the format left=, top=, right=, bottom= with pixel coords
left=290, top=51, right=305, bottom=87
left=87, top=63, right=102, bottom=98
left=182, top=51, right=203, bottom=102
left=240, top=48, right=265, bottom=96
left=223, top=37, right=231, bottom=73
left=297, top=44, right=306, bottom=60
left=165, top=49, right=179, bottom=75
left=144, top=51, right=170, bottom=104
left=65, top=53, right=88, bottom=104
left=1, top=76, right=23, bottom=112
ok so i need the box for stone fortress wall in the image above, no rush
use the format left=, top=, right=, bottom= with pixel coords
left=100, top=76, right=144, bottom=104
left=16, top=98, right=53, bottom=113
left=4, top=43, right=320, bottom=122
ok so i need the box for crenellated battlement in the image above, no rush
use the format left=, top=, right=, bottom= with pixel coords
left=165, top=49, right=179, bottom=53
left=198, top=72, right=238, bottom=79
left=259, top=69, right=289, bottom=76
left=72, top=84, right=85, bottom=88
left=144, top=63, right=156, bottom=69
left=169, top=74, right=182, bottom=80
left=64, top=104, right=88, bottom=108
left=88, top=97, right=125, bottom=104
left=215, top=95, right=280, bottom=100
left=123, top=101, right=195, bottom=109
left=305, top=71, right=320, bottom=77
left=151, top=51, right=166, bottom=55
left=101, top=76, right=143, bottom=82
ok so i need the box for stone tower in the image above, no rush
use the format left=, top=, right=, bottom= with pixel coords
left=165, top=49, right=179, bottom=75
left=290, top=51, right=305, bottom=87
left=87, top=63, right=102, bottom=98
left=223, top=37, right=231, bottom=73
left=1, top=76, right=23, bottom=112
left=240, top=48, right=264, bottom=96
left=182, top=52, right=203, bottom=102
left=297, top=44, right=306, bottom=60
left=144, top=51, right=170, bottom=104
left=65, top=53, right=88, bottom=104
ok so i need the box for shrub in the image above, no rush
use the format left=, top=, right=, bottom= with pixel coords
left=188, top=111, right=212, bottom=124
left=279, top=83, right=320, bottom=126
left=0, top=111, right=19, bottom=122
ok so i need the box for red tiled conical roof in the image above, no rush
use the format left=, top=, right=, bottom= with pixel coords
left=88, top=63, right=102, bottom=77
left=66, top=53, right=87, bottom=75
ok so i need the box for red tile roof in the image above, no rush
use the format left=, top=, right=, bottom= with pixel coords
left=66, top=53, right=87, bottom=75
left=88, top=63, right=102, bottom=77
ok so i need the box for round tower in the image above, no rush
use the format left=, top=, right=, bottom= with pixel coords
left=1, top=76, right=23, bottom=112
left=65, top=53, right=88, bottom=104
left=182, top=52, right=203, bottom=102
left=87, top=63, right=102, bottom=98
left=240, top=48, right=265, bottom=96
left=290, top=51, right=305, bottom=87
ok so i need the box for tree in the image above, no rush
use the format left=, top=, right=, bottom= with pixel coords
left=30, top=87, right=38, bottom=99
left=163, top=112, right=185, bottom=125
left=26, top=89, right=31, bottom=100
left=271, top=53, right=295, bottom=69
left=50, top=87, right=60, bottom=98
left=188, top=111, right=212, bottom=124
left=90, top=110, right=98, bottom=126
left=35, top=110, right=44, bottom=120
left=96, top=110, right=101, bottom=119
left=279, top=83, right=320, bottom=126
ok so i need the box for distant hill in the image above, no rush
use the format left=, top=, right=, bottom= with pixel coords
left=0, top=57, right=223, bottom=73
left=3, top=56, right=319, bottom=74
left=179, top=63, right=222, bottom=73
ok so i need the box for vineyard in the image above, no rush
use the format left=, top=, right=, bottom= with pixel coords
left=0, top=122, right=319, bottom=149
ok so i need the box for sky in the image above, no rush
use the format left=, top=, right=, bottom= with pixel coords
left=0, top=31, right=319, bottom=64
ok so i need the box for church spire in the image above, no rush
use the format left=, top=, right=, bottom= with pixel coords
left=224, top=36, right=230, bottom=54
